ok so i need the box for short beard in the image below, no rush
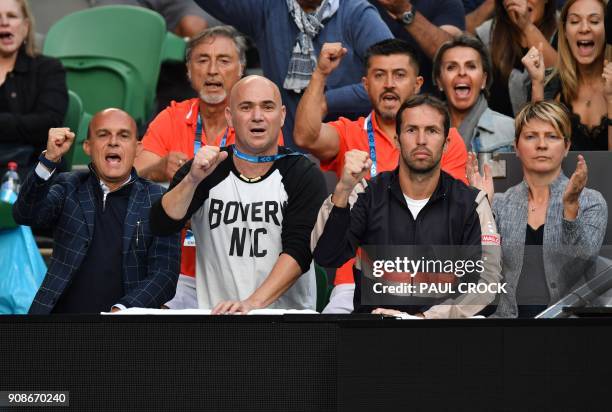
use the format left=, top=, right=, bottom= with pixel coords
left=376, top=108, right=396, bottom=122
left=399, top=144, right=443, bottom=176
left=200, top=90, right=227, bottom=105
left=405, top=159, right=440, bottom=176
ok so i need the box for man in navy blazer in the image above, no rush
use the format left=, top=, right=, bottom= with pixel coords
left=13, top=109, right=180, bottom=314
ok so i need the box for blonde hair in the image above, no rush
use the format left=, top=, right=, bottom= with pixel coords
left=553, top=0, right=612, bottom=103
left=13, top=0, right=36, bottom=56
left=514, top=101, right=572, bottom=143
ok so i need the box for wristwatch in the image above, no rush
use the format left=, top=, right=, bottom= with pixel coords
left=39, top=151, right=61, bottom=171
left=398, top=8, right=415, bottom=26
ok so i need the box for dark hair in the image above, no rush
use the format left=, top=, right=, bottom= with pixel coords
left=490, top=0, right=557, bottom=83
left=364, top=38, right=420, bottom=74
left=395, top=94, right=450, bottom=138
left=432, top=34, right=493, bottom=98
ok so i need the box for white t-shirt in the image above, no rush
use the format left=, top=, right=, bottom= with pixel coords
left=403, top=195, right=430, bottom=219
left=152, top=147, right=327, bottom=311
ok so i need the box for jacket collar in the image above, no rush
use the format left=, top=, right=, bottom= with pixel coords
left=87, top=163, right=138, bottom=191
left=12, top=47, right=31, bottom=74
left=388, top=167, right=449, bottom=205
left=475, top=108, right=495, bottom=134
left=185, top=98, right=200, bottom=126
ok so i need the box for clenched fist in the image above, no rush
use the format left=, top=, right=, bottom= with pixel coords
left=339, top=150, right=372, bottom=191
left=46, top=128, right=76, bottom=162
left=188, top=145, right=228, bottom=184
left=316, top=42, right=348, bottom=76
left=522, top=43, right=545, bottom=85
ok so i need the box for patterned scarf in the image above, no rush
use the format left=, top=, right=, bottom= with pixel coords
left=284, top=0, right=339, bottom=93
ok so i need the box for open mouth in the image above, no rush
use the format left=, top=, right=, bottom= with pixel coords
left=204, top=80, right=223, bottom=90
left=105, top=153, right=122, bottom=165
left=453, top=83, right=472, bottom=99
left=576, top=40, right=595, bottom=56
left=380, top=93, right=399, bottom=105
left=0, top=32, right=14, bottom=42
left=249, top=127, right=266, bottom=136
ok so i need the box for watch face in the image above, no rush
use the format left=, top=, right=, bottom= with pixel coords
left=401, top=10, right=414, bottom=25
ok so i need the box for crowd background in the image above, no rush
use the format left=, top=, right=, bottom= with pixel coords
left=1, top=0, right=611, bottom=317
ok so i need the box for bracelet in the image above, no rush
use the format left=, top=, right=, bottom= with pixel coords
left=38, top=151, right=61, bottom=171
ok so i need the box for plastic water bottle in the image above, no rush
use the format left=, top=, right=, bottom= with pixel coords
left=0, top=162, right=20, bottom=204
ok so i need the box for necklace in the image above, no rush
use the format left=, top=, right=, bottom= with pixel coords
left=528, top=198, right=547, bottom=212
left=240, top=174, right=262, bottom=183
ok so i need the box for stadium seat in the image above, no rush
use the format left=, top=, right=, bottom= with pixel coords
left=58, top=57, right=146, bottom=125
left=71, top=112, right=93, bottom=169
left=63, top=90, right=83, bottom=171
left=161, top=31, right=187, bottom=64
left=43, top=5, right=166, bottom=125
left=0, top=202, right=16, bottom=230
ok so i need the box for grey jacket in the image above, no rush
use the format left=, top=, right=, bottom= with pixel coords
left=492, top=173, right=607, bottom=317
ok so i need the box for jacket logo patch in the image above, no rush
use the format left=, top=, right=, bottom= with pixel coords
left=481, top=234, right=501, bottom=245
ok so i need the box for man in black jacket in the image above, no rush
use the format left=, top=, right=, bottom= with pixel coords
left=313, top=94, right=502, bottom=317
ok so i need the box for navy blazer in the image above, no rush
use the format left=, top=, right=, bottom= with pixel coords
left=13, top=167, right=180, bottom=314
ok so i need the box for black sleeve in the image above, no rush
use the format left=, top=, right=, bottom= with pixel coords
left=149, top=159, right=218, bottom=236
left=280, top=158, right=328, bottom=273
left=313, top=188, right=370, bottom=268
left=607, top=0, right=612, bottom=45
left=0, top=56, right=68, bottom=146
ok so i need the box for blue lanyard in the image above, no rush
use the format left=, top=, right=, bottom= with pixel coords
left=232, top=145, right=301, bottom=163
left=194, top=113, right=229, bottom=155
left=364, top=113, right=377, bottom=177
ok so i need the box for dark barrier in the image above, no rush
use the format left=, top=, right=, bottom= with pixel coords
left=1, top=315, right=612, bottom=411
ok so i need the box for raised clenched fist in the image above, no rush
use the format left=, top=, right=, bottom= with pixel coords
left=188, top=145, right=228, bottom=184
left=46, top=128, right=76, bottom=162
left=316, top=42, right=348, bottom=76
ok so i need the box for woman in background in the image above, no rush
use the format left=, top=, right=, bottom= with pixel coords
left=0, top=0, right=67, bottom=172
left=468, top=101, right=607, bottom=318
left=525, top=0, right=612, bottom=150
left=477, top=0, right=558, bottom=116
left=433, top=34, right=515, bottom=154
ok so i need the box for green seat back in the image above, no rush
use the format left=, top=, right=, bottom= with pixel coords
left=43, top=5, right=166, bottom=118
left=71, top=112, right=93, bottom=169
left=161, top=31, right=187, bottom=63
left=59, top=58, right=146, bottom=124
left=63, top=90, right=83, bottom=171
